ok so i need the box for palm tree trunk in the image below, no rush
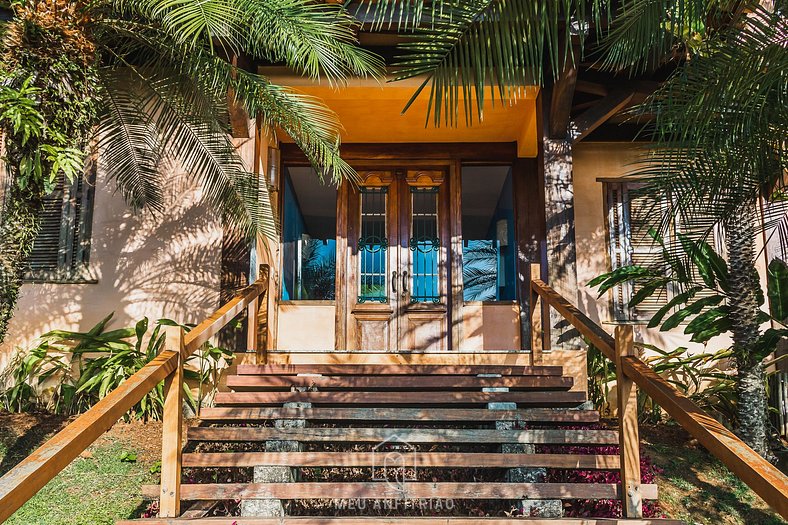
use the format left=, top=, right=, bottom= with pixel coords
left=725, top=203, right=774, bottom=461
left=0, top=163, right=45, bottom=344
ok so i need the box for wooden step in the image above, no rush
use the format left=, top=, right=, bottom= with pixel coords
left=182, top=451, right=620, bottom=469
left=198, top=407, right=600, bottom=423
left=119, top=518, right=684, bottom=524
left=141, top=482, right=658, bottom=500
left=226, top=375, right=573, bottom=391
left=213, top=391, right=587, bottom=407
left=188, top=427, right=618, bottom=445
left=235, top=364, right=564, bottom=376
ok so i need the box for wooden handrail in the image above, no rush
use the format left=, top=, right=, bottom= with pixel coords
left=530, top=277, right=788, bottom=519
left=183, top=280, right=268, bottom=356
left=0, top=269, right=269, bottom=523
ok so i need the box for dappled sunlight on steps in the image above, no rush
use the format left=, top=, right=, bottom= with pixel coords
left=119, top=364, right=675, bottom=524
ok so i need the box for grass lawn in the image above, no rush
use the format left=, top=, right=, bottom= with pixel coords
left=641, top=423, right=786, bottom=525
left=0, top=412, right=161, bottom=525
left=0, top=411, right=785, bottom=523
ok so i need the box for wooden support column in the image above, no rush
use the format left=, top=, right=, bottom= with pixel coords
left=160, top=326, right=185, bottom=517
left=247, top=296, right=259, bottom=354
left=615, top=325, right=643, bottom=518
left=529, top=263, right=544, bottom=364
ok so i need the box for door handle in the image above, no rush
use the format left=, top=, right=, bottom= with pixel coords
left=401, top=270, right=409, bottom=297
left=392, top=271, right=398, bottom=294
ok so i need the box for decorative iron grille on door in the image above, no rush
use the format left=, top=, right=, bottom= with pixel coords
left=409, top=187, right=440, bottom=303
left=358, top=187, right=388, bottom=303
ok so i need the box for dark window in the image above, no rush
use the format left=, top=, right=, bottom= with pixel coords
left=461, top=165, right=516, bottom=301
left=280, top=167, right=337, bottom=300
left=23, top=170, right=95, bottom=282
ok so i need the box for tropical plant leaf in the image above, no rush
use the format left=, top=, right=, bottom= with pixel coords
left=646, top=285, right=703, bottom=328
left=767, top=259, right=788, bottom=322
left=660, top=294, right=725, bottom=331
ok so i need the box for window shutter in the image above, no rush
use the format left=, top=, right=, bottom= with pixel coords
left=25, top=169, right=95, bottom=280
left=605, top=181, right=670, bottom=322
left=626, top=187, right=670, bottom=320
left=28, top=176, right=67, bottom=272
left=606, top=182, right=630, bottom=319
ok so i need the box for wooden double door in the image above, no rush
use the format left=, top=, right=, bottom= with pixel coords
left=345, top=169, right=450, bottom=351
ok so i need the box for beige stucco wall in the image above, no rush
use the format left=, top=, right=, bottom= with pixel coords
left=0, top=120, right=260, bottom=372
left=460, top=303, right=521, bottom=351
left=572, top=142, right=773, bottom=356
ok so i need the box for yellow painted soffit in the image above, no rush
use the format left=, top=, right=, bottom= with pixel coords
left=261, top=69, right=540, bottom=158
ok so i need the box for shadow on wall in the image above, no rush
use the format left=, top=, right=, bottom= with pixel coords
left=0, top=162, right=223, bottom=368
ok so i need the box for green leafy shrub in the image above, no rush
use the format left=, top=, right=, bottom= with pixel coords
left=588, top=231, right=788, bottom=427
left=0, top=313, right=233, bottom=419
left=590, top=230, right=787, bottom=359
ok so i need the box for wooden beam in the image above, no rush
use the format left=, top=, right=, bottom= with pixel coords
left=228, top=54, right=251, bottom=138
left=531, top=278, right=616, bottom=360
left=622, top=356, right=788, bottom=519
left=182, top=452, right=620, bottom=469
left=235, top=364, right=563, bottom=376
left=188, top=426, right=619, bottom=445
left=184, top=280, right=267, bottom=356
left=531, top=277, right=788, bottom=519
left=529, top=263, right=545, bottom=363
left=279, top=142, right=518, bottom=163
left=198, top=406, right=600, bottom=423
left=0, top=351, right=179, bottom=523
left=548, top=43, right=580, bottom=139
left=575, top=80, right=609, bottom=97
left=213, top=390, right=587, bottom=406
left=226, top=374, right=572, bottom=390
left=142, top=482, right=658, bottom=501
left=159, top=328, right=184, bottom=518
left=570, top=90, right=635, bottom=143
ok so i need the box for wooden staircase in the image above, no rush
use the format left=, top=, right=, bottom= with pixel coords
left=119, top=363, right=679, bottom=524
left=4, top=272, right=785, bottom=523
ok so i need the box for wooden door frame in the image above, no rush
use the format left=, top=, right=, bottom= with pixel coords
left=277, top=143, right=541, bottom=353
left=340, top=164, right=452, bottom=351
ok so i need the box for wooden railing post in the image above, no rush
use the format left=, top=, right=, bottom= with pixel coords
left=529, top=263, right=544, bottom=365
left=246, top=292, right=259, bottom=354
left=615, top=325, right=642, bottom=517
left=160, top=326, right=185, bottom=517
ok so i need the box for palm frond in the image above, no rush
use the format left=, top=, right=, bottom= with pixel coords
left=115, top=0, right=384, bottom=83
left=239, top=0, right=385, bottom=83
left=97, top=70, right=165, bottom=212
left=100, top=19, right=356, bottom=185
left=369, top=0, right=607, bottom=126
left=98, top=49, right=274, bottom=239
left=628, top=5, right=787, bottom=232
left=598, top=0, right=728, bottom=74
left=462, top=241, right=498, bottom=301
left=112, top=0, right=244, bottom=52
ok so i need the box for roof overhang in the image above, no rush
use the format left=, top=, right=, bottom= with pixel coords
left=262, top=70, right=540, bottom=158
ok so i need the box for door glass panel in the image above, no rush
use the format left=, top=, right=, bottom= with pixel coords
left=358, top=187, right=388, bottom=303
left=281, top=167, right=337, bottom=300
left=410, top=187, right=440, bottom=303
left=461, top=165, right=516, bottom=301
